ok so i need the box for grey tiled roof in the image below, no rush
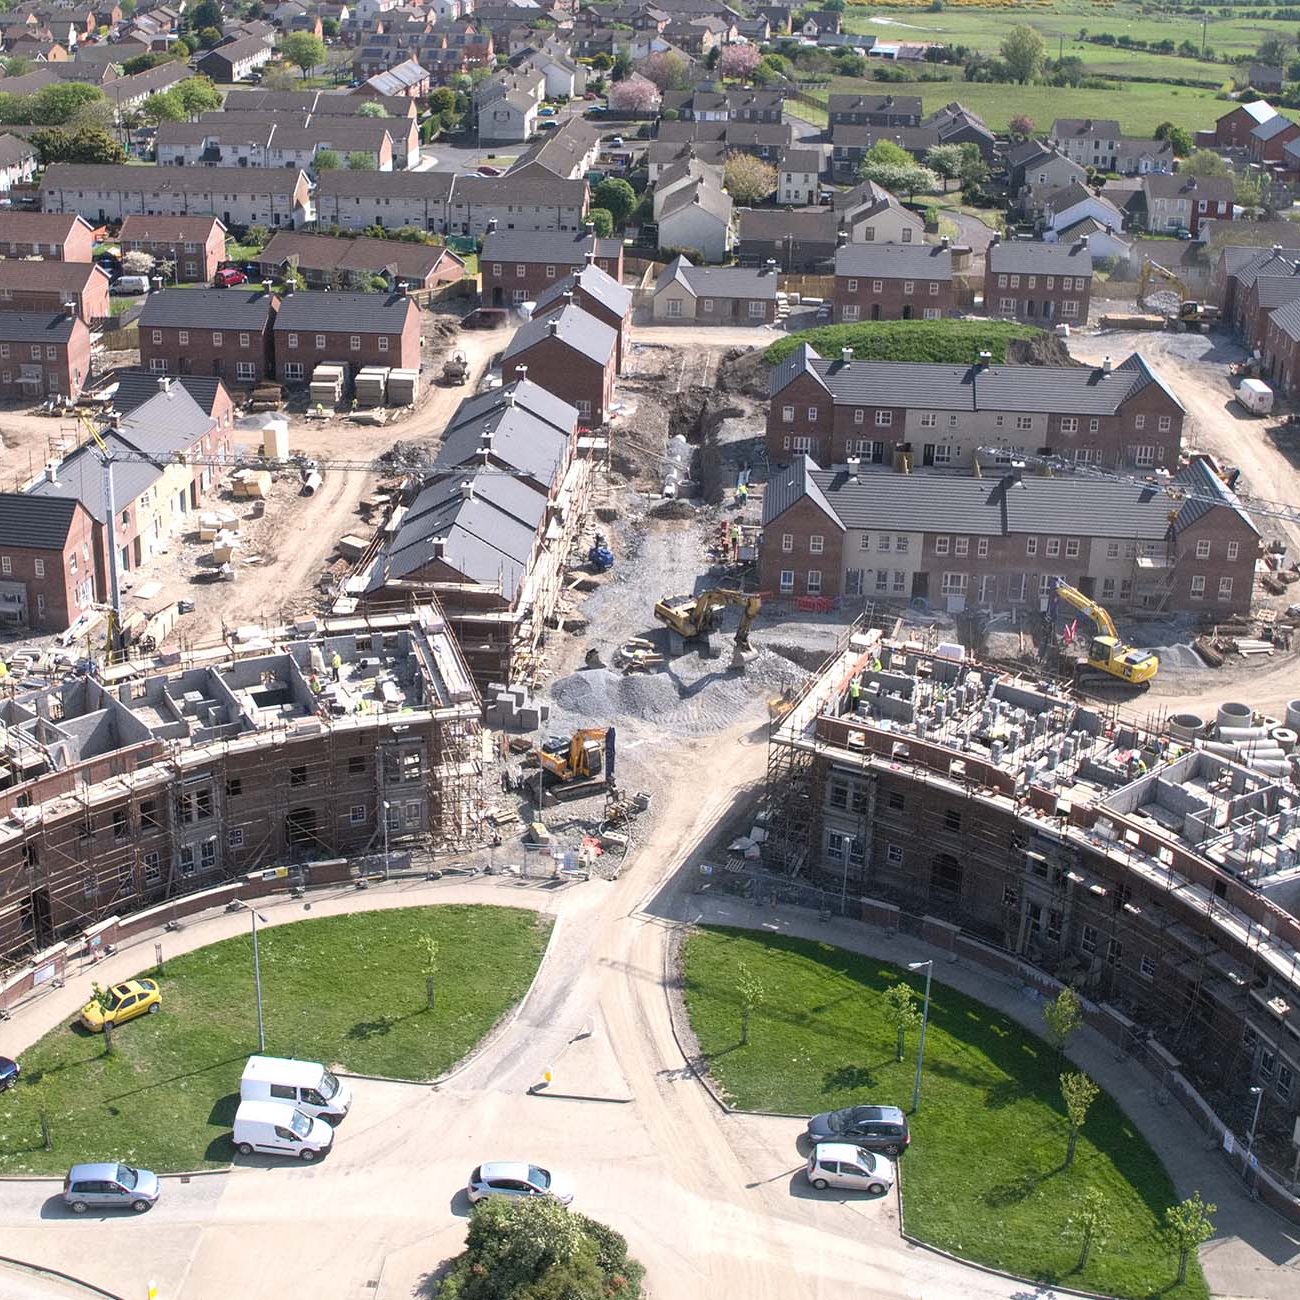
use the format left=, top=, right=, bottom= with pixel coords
left=0, top=311, right=79, bottom=342
left=272, top=291, right=415, bottom=333
left=762, top=455, right=842, bottom=531
left=446, top=379, right=578, bottom=439
left=141, top=289, right=276, bottom=330
left=502, top=302, right=616, bottom=367
left=533, top=263, right=632, bottom=318
left=987, top=240, right=1093, bottom=276
left=481, top=229, right=601, bottom=264
left=0, top=494, right=80, bottom=549
left=834, top=244, right=952, bottom=279
left=112, top=372, right=226, bottom=418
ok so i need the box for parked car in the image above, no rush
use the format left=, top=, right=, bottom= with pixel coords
left=476, top=164, right=501, bottom=176
left=805, top=1142, right=895, bottom=1195
left=804, top=1104, right=910, bottom=1156
left=538, top=106, right=556, bottom=117
left=240, top=1055, right=352, bottom=1124
left=466, top=1162, right=573, bottom=1206
left=63, top=1163, right=160, bottom=1214
left=233, top=1098, right=334, bottom=1161
left=539, top=121, right=559, bottom=132
left=0, top=1055, right=18, bottom=1090
left=79, top=978, right=162, bottom=1033
left=97, top=253, right=122, bottom=278
left=215, top=267, right=248, bottom=288
left=609, top=135, right=624, bottom=147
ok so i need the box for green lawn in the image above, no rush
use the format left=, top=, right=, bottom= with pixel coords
left=765, top=319, right=1043, bottom=366
left=0, top=905, right=552, bottom=1174
left=682, top=927, right=1209, bottom=1300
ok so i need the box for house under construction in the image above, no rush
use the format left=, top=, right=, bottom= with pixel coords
left=763, top=618, right=1300, bottom=1201
left=0, top=606, right=483, bottom=967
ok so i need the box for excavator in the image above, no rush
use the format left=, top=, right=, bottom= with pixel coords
left=653, top=588, right=761, bottom=668
left=535, top=727, right=612, bottom=798
left=1137, top=260, right=1219, bottom=331
left=1050, top=581, right=1159, bottom=688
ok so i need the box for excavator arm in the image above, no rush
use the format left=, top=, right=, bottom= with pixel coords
left=653, top=589, right=762, bottom=644
left=1053, top=582, right=1119, bottom=639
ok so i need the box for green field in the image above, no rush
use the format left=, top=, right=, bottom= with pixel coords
left=0, top=905, right=552, bottom=1174
left=682, top=927, right=1209, bottom=1300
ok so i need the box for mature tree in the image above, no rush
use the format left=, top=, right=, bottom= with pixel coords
left=1008, top=113, right=1035, bottom=140
left=610, top=50, right=632, bottom=82
left=639, top=50, right=690, bottom=93
left=196, top=26, right=223, bottom=48
left=958, top=141, right=989, bottom=189
left=428, top=86, right=456, bottom=115
left=31, top=82, right=105, bottom=126
left=1258, top=36, right=1291, bottom=67
left=31, top=125, right=125, bottom=166
left=315, top=148, right=340, bottom=171
left=608, top=72, right=660, bottom=114
left=587, top=207, right=614, bottom=237
left=282, top=32, right=327, bottom=79
left=1154, top=121, right=1194, bottom=156
left=141, top=90, right=185, bottom=124
left=123, top=50, right=176, bottom=75
left=321, top=16, right=339, bottom=38
left=724, top=151, right=777, bottom=205
left=356, top=100, right=387, bottom=118
left=925, top=143, right=966, bottom=190
left=864, top=139, right=912, bottom=169
left=1181, top=148, right=1229, bottom=177
left=857, top=156, right=937, bottom=200
left=736, top=960, right=765, bottom=1047
left=1236, top=171, right=1263, bottom=210
left=68, top=98, right=117, bottom=134
left=1067, top=1187, right=1109, bottom=1272
left=1165, top=1192, right=1215, bottom=1285
left=883, top=982, right=922, bottom=1063
left=593, top=177, right=636, bottom=226
left=175, top=76, right=223, bottom=117
left=191, top=0, right=223, bottom=31
left=590, top=52, right=613, bottom=72
left=720, top=43, right=761, bottom=82
left=346, top=150, right=376, bottom=170
left=1001, top=25, right=1047, bottom=83
left=1042, top=985, right=1083, bottom=1057
left=420, top=935, right=440, bottom=1010
left=1060, top=1070, right=1100, bottom=1167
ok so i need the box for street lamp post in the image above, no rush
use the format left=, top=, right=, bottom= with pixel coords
left=907, top=959, right=934, bottom=1113
left=233, top=900, right=269, bottom=1052
left=1244, top=1084, right=1264, bottom=1188
left=382, top=799, right=391, bottom=879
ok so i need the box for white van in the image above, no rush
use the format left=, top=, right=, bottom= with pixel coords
left=1237, top=377, right=1274, bottom=415
left=240, top=1055, right=352, bottom=1123
left=232, top=1098, right=334, bottom=1161
left=112, top=275, right=151, bottom=296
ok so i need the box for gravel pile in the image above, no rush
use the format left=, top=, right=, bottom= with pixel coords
left=1143, top=290, right=1181, bottom=317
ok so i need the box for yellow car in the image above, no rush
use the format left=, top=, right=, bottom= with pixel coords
left=79, top=979, right=162, bottom=1033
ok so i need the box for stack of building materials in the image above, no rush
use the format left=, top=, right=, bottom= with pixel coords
left=354, top=366, right=390, bottom=408
left=387, top=367, right=419, bottom=407
left=212, top=530, right=238, bottom=564
left=261, top=418, right=289, bottom=460
left=230, top=469, right=272, bottom=498
left=309, top=363, right=347, bottom=409
left=484, top=682, right=550, bottom=731
left=197, top=509, right=240, bottom=541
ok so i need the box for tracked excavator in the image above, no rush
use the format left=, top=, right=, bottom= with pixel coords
left=1137, top=260, right=1219, bottom=330
left=653, top=588, right=762, bottom=669
left=533, top=727, right=615, bottom=801
left=1050, top=581, right=1159, bottom=688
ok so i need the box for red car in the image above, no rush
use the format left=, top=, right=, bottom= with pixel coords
left=214, top=267, right=248, bottom=288
left=476, top=164, right=502, bottom=177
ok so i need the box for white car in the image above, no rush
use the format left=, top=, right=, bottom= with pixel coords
left=805, top=1142, right=895, bottom=1195
left=466, top=1161, right=574, bottom=1206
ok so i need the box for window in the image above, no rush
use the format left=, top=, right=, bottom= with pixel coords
left=806, top=570, right=822, bottom=594
left=1278, top=1062, right=1295, bottom=1099
left=1134, top=445, right=1155, bottom=467
left=809, top=535, right=824, bottom=554
left=892, top=570, right=906, bottom=593
left=781, top=533, right=793, bottom=553
left=288, top=332, right=299, bottom=349
left=151, top=329, right=162, bottom=344
left=853, top=408, right=864, bottom=424
left=315, top=334, right=326, bottom=349
left=872, top=280, right=882, bottom=292
left=226, top=778, right=242, bottom=798
left=178, top=330, right=189, bottom=346
left=748, top=300, right=766, bottom=318
left=283, top=362, right=304, bottom=380
left=516, top=263, right=526, bottom=277
left=826, top=831, right=846, bottom=862
left=935, top=536, right=950, bottom=555
left=977, top=538, right=988, bottom=558
left=933, top=443, right=954, bottom=465
left=289, top=765, right=307, bottom=787
left=1218, top=576, right=1233, bottom=600
left=349, top=335, right=361, bottom=351
left=998, top=274, right=1007, bottom=288
left=781, top=405, right=794, bottom=422
left=144, top=852, right=161, bottom=884
left=1009, top=275, right=1020, bottom=289
left=860, top=534, right=871, bottom=551
left=920, top=412, right=937, bottom=428
left=1026, top=537, right=1038, bottom=556
left=212, top=331, right=222, bottom=347
left=1158, top=415, right=1172, bottom=433
left=1101, top=577, right=1116, bottom=599
left=666, top=297, right=683, bottom=318
left=1009, top=573, right=1027, bottom=601
left=1081, top=925, right=1098, bottom=956
left=491, top=263, right=502, bottom=276
left=34, top=558, right=44, bottom=577
left=378, top=335, right=390, bottom=351
left=879, top=534, right=891, bottom=552
left=1060, top=417, right=1077, bottom=433
left=903, top=281, right=914, bottom=295
left=941, top=572, right=967, bottom=595
left=779, top=569, right=794, bottom=593
left=1134, top=414, right=1145, bottom=430
left=807, top=406, right=818, bottom=422
left=236, top=362, right=255, bottom=381
left=791, top=436, right=812, bottom=453
left=1046, top=538, right=1060, bottom=557
left=875, top=410, right=891, bottom=427
left=1106, top=938, right=1122, bottom=968
left=895, top=536, right=908, bottom=553
left=1015, top=416, right=1033, bottom=431
left=237, top=332, right=249, bottom=348
left=545, top=265, right=555, bottom=278
left=0, top=557, right=8, bottom=575
left=229, top=828, right=245, bottom=849
left=955, top=537, right=968, bottom=557
left=846, top=278, right=858, bottom=292
left=999, top=297, right=1016, bottom=312
left=886, top=843, right=903, bottom=866
left=929, top=281, right=939, bottom=296
left=350, top=805, right=367, bottom=825
left=1140, top=953, right=1157, bottom=980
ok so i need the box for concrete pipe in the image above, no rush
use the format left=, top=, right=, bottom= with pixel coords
left=1287, top=700, right=1300, bottom=731
left=301, top=471, right=323, bottom=496
left=1270, top=728, right=1298, bottom=753
left=1217, top=725, right=1273, bottom=741
left=1201, top=742, right=1240, bottom=760
left=1234, top=747, right=1286, bottom=763
left=1217, top=701, right=1253, bottom=728
left=1246, top=760, right=1292, bottom=778
left=1168, top=713, right=1205, bottom=742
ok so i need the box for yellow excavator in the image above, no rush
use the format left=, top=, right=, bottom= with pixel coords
left=653, top=589, right=762, bottom=664
left=536, top=727, right=610, bottom=783
left=1137, top=260, right=1218, bottom=330
left=1051, top=581, right=1159, bottom=687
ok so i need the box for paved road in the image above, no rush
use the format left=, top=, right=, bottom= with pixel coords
left=0, top=717, right=1295, bottom=1298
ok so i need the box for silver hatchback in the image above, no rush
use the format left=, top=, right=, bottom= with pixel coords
left=63, top=1163, right=161, bottom=1214
left=805, top=1142, right=895, bottom=1196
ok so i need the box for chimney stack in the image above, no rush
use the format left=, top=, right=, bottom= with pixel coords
left=1102, top=355, right=1113, bottom=373
left=846, top=455, right=861, bottom=480
left=989, top=231, right=1001, bottom=247
left=515, top=364, right=528, bottom=382
left=157, top=376, right=172, bottom=393
left=584, top=220, right=594, bottom=234
left=585, top=251, right=596, bottom=265
left=841, top=347, right=853, bottom=366
left=940, top=235, right=950, bottom=250
left=486, top=218, right=498, bottom=234
left=460, top=479, right=475, bottom=502
left=547, top=319, right=558, bottom=336
left=977, top=349, right=992, bottom=369
left=432, top=536, right=446, bottom=558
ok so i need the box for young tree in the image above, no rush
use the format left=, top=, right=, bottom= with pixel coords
left=356, top=100, right=387, bottom=118
left=1042, top=985, right=1083, bottom=1057
left=736, top=960, right=765, bottom=1046
left=175, top=77, right=223, bottom=118
left=1180, top=148, right=1229, bottom=177
left=864, top=139, right=912, bottom=169
left=958, top=142, right=989, bottom=190
left=724, top=151, right=777, bottom=205
left=346, top=150, right=377, bottom=170
left=282, top=32, right=327, bottom=79
left=639, top=50, right=689, bottom=93
left=141, top=90, right=185, bottom=124
left=1060, top=1070, right=1100, bottom=1167
left=1008, top=113, right=1035, bottom=140
left=314, top=148, right=340, bottom=171
left=1067, top=1187, right=1108, bottom=1272
left=608, top=72, right=660, bottom=114
left=420, top=935, right=439, bottom=1010
left=119, top=106, right=145, bottom=150
left=593, top=177, right=636, bottom=226
left=123, top=249, right=156, bottom=277
left=1165, top=1191, right=1215, bottom=1284
left=1001, top=25, right=1047, bottom=84
left=925, top=143, right=966, bottom=190
left=720, top=43, right=761, bottom=82
left=322, top=16, right=339, bottom=38
left=587, top=207, right=614, bottom=237
left=882, top=982, right=922, bottom=1063
left=1154, top=122, right=1194, bottom=156
left=89, top=983, right=117, bottom=1056
left=611, top=50, right=633, bottom=82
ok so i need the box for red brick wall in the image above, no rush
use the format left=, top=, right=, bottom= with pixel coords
left=983, top=265, right=1092, bottom=325
left=833, top=273, right=954, bottom=322
left=761, top=496, right=844, bottom=600
left=141, top=322, right=274, bottom=383
left=766, top=370, right=835, bottom=461
left=511, top=334, right=614, bottom=423
left=274, top=310, right=420, bottom=382
left=483, top=256, right=592, bottom=307
left=0, top=501, right=97, bottom=631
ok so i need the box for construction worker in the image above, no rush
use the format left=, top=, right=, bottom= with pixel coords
left=848, top=675, right=861, bottom=713
left=331, top=650, right=342, bottom=682
left=736, top=481, right=749, bottom=507
left=729, top=522, right=742, bottom=562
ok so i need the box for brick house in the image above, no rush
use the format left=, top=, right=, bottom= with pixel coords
left=118, top=215, right=228, bottom=286
left=480, top=226, right=623, bottom=308
left=1197, top=100, right=1278, bottom=150
left=0, top=311, right=91, bottom=400
left=1139, top=173, right=1234, bottom=238
left=0, top=260, right=111, bottom=323
left=272, top=291, right=420, bottom=385
left=194, top=35, right=275, bottom=83
left=827, top=93, right=922, bottom=127
left=1049, top=118, right=1122, bottom=170
left=314, top=170, right=456, bottom=234
left=760, top=454, right=1258, bottom=614
left=0, top=495, right=98, bottom=632
left=1212, top=242, right=1300, bottom=329
left=1237, top=271, right=1300, bottom=352
left=1259, top=298, right=1300, bottom=395
left=532, top=261, right=632, bottom=370
left=766, top=345, right=1185, bottom=472
left=651, top=256, right=779, bottom=325
left=984, top=237, right=1093, bottom=325
left=139, top=289, right=278, bottom=384
left=1249, top=113, right=1300, bottom=164
left=833, top=243, right=954, bottom=323
left=736, top=208, right=839, bottom=273
left=501, top=303, right=617, bottom=424
left=111, top=370, right=236, bottom=433
left=0, top=211, right=95, bottom=261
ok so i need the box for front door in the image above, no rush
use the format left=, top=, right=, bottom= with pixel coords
left=911, top=572, right=929, bottom=600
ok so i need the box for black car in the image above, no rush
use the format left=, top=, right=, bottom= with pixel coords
left=0, top=1055, right=19, bottom=1090
left=805, top=1104, right=909, bottom=1156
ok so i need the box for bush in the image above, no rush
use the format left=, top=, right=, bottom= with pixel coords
left=765, top=319, right=1045, bottom=367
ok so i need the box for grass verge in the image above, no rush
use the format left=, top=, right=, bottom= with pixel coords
left=681, top=927, right=1209, bottom=1300
left=0, top=905, right=552, bottom=1174
left=765, top=319, right=1043, bottom=367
